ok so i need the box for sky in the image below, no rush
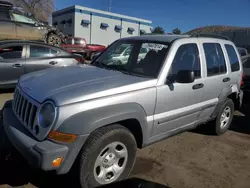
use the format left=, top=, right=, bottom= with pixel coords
left=55, top=0, right=250, bottom=33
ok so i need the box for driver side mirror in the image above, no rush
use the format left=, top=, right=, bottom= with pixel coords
left=176, top=70, right=195, bottom=83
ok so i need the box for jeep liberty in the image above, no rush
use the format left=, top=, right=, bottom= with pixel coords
left=2, top=34, right=243, bottom=188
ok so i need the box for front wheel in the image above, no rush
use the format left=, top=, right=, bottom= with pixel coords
left=77, top=125, right=137, bottom=188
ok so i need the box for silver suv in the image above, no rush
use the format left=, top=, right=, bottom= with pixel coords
left=2, top=34, right=244, bottom=188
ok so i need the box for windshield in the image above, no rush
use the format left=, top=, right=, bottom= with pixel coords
left=12, top=13, right=36, bottom=24
left=92, top=40, right=169, bottom=78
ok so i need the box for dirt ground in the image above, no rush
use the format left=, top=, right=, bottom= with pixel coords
left=0, top=90, right=250, bottom=188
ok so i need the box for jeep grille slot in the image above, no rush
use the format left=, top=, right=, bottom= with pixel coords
left=13, top=89, right=38, bottom=130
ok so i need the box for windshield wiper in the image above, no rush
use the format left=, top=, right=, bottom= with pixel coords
left=106, top=65, right=132, bottom=75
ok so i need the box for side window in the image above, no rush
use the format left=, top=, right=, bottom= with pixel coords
left=0, top=11, right=10, bottom=20
left=168, top=43, right=201, bottom=81
left=0, top=45, right=23, bottom=60
left=225, top=44, right=240, bottom=72
left=30, top=46, right=57, bottom=58
left=203, top=43, right=227, bottom=76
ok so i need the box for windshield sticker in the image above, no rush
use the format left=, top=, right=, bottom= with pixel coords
left=142, top=43, right=167, bottom=51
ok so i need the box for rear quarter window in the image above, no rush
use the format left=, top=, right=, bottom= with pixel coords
left=225, top=44, right=240, bottom=72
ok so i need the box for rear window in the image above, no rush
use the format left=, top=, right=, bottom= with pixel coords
left=225, top=44, right=240, bottom=72
left=74, top=39, right=86, bottom=45
left=66, top=38, right=73, bottom=44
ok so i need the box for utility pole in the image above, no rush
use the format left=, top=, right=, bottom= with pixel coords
left=108, top=0, right=112, bottom=12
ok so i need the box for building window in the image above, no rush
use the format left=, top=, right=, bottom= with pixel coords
left=67, top=19, right=72, bottom=27
left=100, top=23, right=109, bottom=30
left=115, top=25, right=122, bottom=33
left=140, top=29, right=146, bottom=35
left=128, top=27, right=135, bottom=34
left=53, top=22, right=58, bottom=27
left=81, top=19, right=90, bottom=27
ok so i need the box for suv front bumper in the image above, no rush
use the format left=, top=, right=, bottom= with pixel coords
left=2, top=100, right=89, bottom=174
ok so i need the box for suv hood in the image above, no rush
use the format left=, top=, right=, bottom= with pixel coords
left=18, top=65, right=155, bottom=106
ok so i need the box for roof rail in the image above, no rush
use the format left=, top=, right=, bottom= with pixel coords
left=190, top=33, right=230, bottom=40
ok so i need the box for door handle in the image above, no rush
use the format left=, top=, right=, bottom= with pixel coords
left=192, top=83, right=204, bottom=90
left=49, top=61, right=58, bottom=65
left=223, top=77, right=230, bottom=82
left=13, top=63, right=22, bottom=68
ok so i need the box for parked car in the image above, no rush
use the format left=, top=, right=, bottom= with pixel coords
left=84, top=44, right=106, bottom=60
left=241, top=54, right=250, bottom=94
left=2, top=34, right=243, bottom=188
left=0, top=1, right=66, bottom=46
left=61, top=37, right=87, bottom=54
left=237, top=47, right=248, bottom=57
left=0, top=40, right=79, bottom=88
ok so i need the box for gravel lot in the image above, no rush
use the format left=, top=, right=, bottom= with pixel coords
left=0, top=90, right=250, bottom=188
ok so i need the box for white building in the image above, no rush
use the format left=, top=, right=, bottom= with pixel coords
left=52, top=5, right=152, bottom=46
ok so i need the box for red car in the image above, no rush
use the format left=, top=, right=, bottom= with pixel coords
left=61, top=37, right=106, bottom=60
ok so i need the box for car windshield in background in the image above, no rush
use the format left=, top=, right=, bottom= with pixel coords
left=93, top=40, right=169, bottom=78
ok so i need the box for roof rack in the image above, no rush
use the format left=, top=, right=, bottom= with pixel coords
left=190, top=33, right=230, bottom=40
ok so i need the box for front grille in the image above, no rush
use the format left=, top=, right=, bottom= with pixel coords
left=12, top=88, right=38, bottom=130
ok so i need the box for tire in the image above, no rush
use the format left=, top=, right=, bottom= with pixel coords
left=214, top=98, right=234, bottom=135
left=77, top=124, right=137, bottom=188
left=46, top=33, right=62, bottom=46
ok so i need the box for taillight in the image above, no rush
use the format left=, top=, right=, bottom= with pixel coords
left=241, top=73, right=245, bottom=87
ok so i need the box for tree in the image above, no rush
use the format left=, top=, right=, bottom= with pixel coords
left=172, top=28, right=181, bottom=35
left=151, top=26, right=165, bottom=34
left=8, top=0, right=54, bottom=22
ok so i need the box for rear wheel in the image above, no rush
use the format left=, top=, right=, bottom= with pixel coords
left=214, top=98, right=234, bottom=135
left=77, top=125, right=137, bottom=188
left=47, top=33, right=62, bottom=46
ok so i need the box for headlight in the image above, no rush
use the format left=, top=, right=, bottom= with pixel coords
left=38, top=101, right=56, bottom=128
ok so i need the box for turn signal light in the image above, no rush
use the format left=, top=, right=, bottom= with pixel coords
left=48, top=130, right=77, bottom=143
left=52, top=157, right=63, bottom=167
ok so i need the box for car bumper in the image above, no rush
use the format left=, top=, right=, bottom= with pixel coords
left=2, top=100, right=89, bottom=174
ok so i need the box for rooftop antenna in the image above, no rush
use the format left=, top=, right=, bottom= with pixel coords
left=108, top=0, right=112, bottom=12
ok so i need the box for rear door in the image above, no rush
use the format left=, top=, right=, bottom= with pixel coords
left=25, top=44, right=61, bottom=73
left=0, top=44, right=26, bottom=87
left=197, top=39, right=231, bottom=120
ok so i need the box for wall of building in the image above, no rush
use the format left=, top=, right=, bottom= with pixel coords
left=53, top=5, right=152, bottom=46
left=52, top=11, right=74, bottom=36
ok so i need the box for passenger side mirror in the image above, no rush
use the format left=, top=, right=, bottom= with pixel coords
left=176, top=70, right=195, bottom=83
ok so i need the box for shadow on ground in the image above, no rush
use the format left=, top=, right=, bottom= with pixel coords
left=0, top=151, right=169, bottom=188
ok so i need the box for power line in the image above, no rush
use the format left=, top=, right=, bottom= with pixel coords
left=108, top=0, right=112, bottom=12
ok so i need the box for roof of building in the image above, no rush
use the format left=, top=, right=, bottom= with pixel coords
left=52, top=5, right=152, bottom=26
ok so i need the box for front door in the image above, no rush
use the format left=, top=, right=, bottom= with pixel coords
left=0, top=44, right=26, bottom=87
left=153, top=39, right=205, bottom=136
